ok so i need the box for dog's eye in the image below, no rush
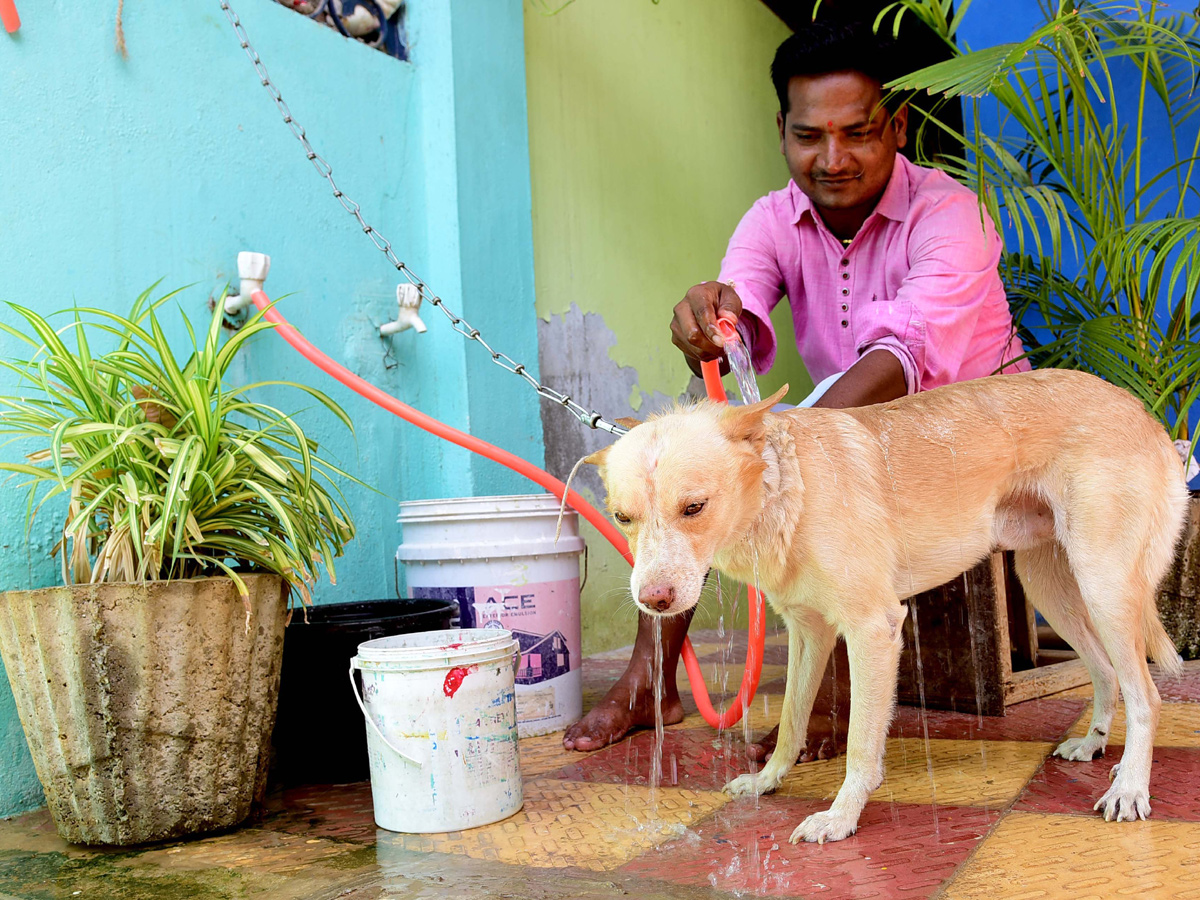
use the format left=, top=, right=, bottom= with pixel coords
left=683, top=502, right=705, bottom=517
left=613, top=511, right=631, bottom=525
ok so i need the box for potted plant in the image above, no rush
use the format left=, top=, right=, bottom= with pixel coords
left=879, top=0, right=1200, bottom=655
left=0, top=287, right=356, bottom=844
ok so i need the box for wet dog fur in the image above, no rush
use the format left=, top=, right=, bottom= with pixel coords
left=587, top=369, right=1186, bottom=843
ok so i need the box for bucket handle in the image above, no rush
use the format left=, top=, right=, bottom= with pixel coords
left=348, top=663, right=427, bottom=768
left=579, top=543, right=589, bottom=592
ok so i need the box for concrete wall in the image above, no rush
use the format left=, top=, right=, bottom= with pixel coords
left=0, top=0, right=540, bottom=818
left=524, top=0, right=808, bottom=653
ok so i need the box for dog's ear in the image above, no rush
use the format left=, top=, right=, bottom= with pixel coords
left=614, top=417, right=642, bottom=431
left=719, top=384, right=789, bottom=445
left=583, top=446, right=610, bottom=467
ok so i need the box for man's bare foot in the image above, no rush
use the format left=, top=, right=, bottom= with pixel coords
left=562, top=679, right=685, bottom=751
left=746, top=704, right=848, bottom=763
left=563, top=609, right=694, bottom=752
left=747, top=641, right=851, bottom=763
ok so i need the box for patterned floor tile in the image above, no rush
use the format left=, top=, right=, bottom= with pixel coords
left=519, top=730, right=587, bottom=778
left=1066, top=700, right=1200, bottom=747
left=547, top=726, right=753, bottom=791
left=891, top=697, right=1088, bottom=743
left=704, top=695, right=1089, bottom=746
left=941, top=811, right=1200, bottom=899
left=678, top=663, right=789, bottom=699
left=1015, top=746, right=1200, bottom=821
left=619, top=798, right=997, bottom=899
left=1158, top=661, right=1200, bottom=702
left=771, top=738, right=1053, bottom=808
left=381, top=778, right=729, bottom=871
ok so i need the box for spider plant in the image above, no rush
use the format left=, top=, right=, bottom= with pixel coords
left=878, top=0, right=1200, bottom=441
left=0, top=286, right=357, bottom=607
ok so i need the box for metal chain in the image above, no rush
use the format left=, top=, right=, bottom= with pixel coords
left=219, top=1, right=628, bottom=436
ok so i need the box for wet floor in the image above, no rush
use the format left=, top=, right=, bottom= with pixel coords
left=3, top=631, right=1200, bottom=899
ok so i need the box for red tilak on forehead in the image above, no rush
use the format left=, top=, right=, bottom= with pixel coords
left=828, top=121, right=833, bottom=127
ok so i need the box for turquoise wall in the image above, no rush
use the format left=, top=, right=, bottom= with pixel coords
left=0, top=0, right=541, bottom=817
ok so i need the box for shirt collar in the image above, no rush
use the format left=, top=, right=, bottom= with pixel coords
left=788, top=154, right=912, bottom=226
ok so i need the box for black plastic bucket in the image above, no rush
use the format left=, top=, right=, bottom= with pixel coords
left=271, top=598, right=457, bottom=785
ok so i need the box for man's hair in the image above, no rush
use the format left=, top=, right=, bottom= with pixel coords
left=770, top=19, right=905, bottom=116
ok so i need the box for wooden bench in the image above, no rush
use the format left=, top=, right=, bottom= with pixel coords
left=896, top=551, right=1089, bottom=716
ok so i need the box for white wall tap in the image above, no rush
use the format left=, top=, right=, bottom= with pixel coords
left=224, top=252, right=272, bottom=316
left=380, top=283, right=427, bottom=336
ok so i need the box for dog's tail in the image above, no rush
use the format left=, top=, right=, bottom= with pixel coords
left=1138, top=446, right=1188, bottom=679
left=1144, top=601, right=1184, bottom=678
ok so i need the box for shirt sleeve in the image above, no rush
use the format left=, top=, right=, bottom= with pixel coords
left=717, top=198, right=785, bottom=375
left=853, top=192, right=1002, bottom=392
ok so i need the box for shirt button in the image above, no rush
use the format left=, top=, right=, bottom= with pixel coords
left=841, top=303, right=848, bottom=311
left=841, top=272, right=850, bottom=280
left=841, top=320, right=849, bottom=328
left=840, top=259, right=849, bottom=267
left=841, top=288, right=849, bottom=296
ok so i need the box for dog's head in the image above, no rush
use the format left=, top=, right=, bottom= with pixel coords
left=588, top=386, right=788, bottom=617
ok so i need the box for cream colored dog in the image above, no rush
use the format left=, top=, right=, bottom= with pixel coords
left=588, top=369, right=1186, bottom=844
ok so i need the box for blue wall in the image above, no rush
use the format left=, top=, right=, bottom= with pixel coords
left=0, top=0, right=541, bottom=817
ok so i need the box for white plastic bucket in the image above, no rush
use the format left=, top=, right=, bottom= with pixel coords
left=398, top=493, right=585, bottom=738
left=350, top=628, right=523, bottom=833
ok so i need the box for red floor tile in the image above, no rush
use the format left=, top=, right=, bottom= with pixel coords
left=547, top=726, right=752, bottom=791
left=889, top=697, right=1087, bottom=743
left=1014, top=746, right=1200, bottom=821
left=1156, top=664, right=1200, bottom=702
left=619, top=798, right=997, bottom=899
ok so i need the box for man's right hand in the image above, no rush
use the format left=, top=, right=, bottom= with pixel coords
left=670, top=282, right=744, bottom=376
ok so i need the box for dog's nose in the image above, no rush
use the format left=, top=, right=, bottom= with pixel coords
left=639, top=584, right=675, bottom=612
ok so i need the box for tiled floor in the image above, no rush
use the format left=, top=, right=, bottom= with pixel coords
left=2, top=632, right=1200, bottom=899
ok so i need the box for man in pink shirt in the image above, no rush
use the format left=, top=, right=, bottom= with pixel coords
left=563, top=20, right=1028, bottom=758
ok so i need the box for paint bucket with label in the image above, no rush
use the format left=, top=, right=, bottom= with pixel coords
left=398, top=494, right=585, bottom=738
left=350, top=628, right=523, bottom=833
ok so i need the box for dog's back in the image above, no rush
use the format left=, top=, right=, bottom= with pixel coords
left=772, top=369, right=1188, bottom=612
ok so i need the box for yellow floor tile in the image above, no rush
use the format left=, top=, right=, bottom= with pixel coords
left=943, top=811, right=1200, bottom=899
left=773, top=738, right=1053, bottom=807
left=517, top=730, right=580, bottom=777
left=1068, top=700, right=1200, bottom=747
left=381, top=778, right=729, bottom=871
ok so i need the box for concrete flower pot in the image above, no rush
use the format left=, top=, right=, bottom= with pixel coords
left=0, top=575, right=286, bottom=845
left=1158, top=495, right=1200, bottom=660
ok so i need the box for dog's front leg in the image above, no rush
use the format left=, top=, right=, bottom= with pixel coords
left=791, top=603, right=905, bottom=844
left=725, top=607, right=835, bottom=798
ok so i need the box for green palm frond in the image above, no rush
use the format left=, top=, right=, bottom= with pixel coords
left=879, top=0, right=1200, bottom=441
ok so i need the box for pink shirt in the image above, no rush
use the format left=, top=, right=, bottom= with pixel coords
left=719, top=155, right=1029, bottom=393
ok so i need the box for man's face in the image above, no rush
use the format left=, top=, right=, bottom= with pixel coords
left=777, top=71, right=907, bottom=218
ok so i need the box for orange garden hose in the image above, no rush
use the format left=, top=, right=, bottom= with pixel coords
left=0, top=0, right=19, bottom=34
left=251, top=289, right=766, bottom=730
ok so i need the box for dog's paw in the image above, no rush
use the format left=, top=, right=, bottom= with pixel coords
left=1054, top=732, right=1107, bottom=762
left=723, top=773, right=778, bottom=798
left=1093, top=767, right=1151, bottom=822
left=789, top=810, right=858, bottom=845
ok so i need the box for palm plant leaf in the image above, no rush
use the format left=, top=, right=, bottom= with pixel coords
left=880, top=0, right=1200, bottom=440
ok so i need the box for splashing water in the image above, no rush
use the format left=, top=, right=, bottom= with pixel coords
left=650, top=617, right=665, bottom=809
left=908, top=598, right=941, bottom=835
left=724, top=330, right=761, bottom=406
